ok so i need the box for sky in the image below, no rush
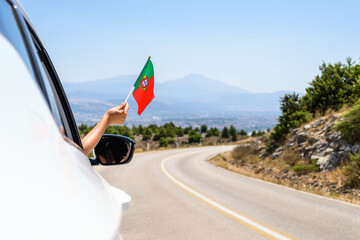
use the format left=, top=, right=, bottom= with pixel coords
left=20, top=0, right=360, bottom=93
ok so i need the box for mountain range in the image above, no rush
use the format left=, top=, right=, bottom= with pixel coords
left=63, top=74, right=290, bottom=130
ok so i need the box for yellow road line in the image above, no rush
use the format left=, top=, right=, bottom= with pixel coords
left=160, top=156, right=297, bottom=240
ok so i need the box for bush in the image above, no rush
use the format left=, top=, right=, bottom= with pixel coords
left=206, top=127, right=220, bottom=137
left=229, top=125, right=238, bottom=141
left=292, top=160, right=319, bottom=175
left=344, top=153, right=360, bottom=188
left=265, top=93, right=311, bottom=154
left=239, top=129, right=247, bottom=136
left=168, top=138, right=175, bottom=144
left=231, top=145, right=259, bottom=166
left=142, top=128, right=152, bottom=141
left=221, top=127, right=230, bottom=138
left=159, top=137, right=168, bottom=147
left=188, top=131, right=201, bottom=143
left=303, top=58, right=360, bottom=115
left=282, top=151, right=300, bottom=167
left=334, top=100, right=360, bottom=143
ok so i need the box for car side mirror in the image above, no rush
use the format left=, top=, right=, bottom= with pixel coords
left=91, top=134, right=136, bottom=165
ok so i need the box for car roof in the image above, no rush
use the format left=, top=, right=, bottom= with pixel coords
left=13, top=0, right=39, bottom=36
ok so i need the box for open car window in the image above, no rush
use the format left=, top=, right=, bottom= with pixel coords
left=12, top=8, right=84, bottom=150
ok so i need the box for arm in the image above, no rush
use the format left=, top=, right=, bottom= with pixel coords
left=82, top=102, right=129, bottom=155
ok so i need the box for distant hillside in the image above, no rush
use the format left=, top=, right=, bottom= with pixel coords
left=62, top=74, right=291, bottom=129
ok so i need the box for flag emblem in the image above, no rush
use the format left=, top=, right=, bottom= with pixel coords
left=132, top=57, right=155, bottom=115
left=140, top=76, right=149, bottom=91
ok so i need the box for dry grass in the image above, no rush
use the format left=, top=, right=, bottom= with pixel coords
left=231, top=145, right=260, bottom=166
left=209, top=152, right=360, bottom=205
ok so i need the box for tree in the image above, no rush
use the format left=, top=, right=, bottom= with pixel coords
left=184, top=126, right=192, bottom=134
left=229, top=125, right=238, bottom=141
left=159, top=137, right=168, bottom=147
left=201, top=124, right=208, bottom=134
left=188, top=130, right=201, bottom=143
left=221, top=127, right=230, bottom=138
left=142, top=128, right=152, bottom=141
left=138, top=125, right=144, bottom=135
left=176, top=127, right=184, bottom=137
left=210, top=127, right=220, bottom=137
left=303, top=58, right=360, bottom=114
left=239, top=129, right=247, bottom=136
left=132, top=125, right=139, bottom=135
left=78, top=124, right=91, bottom=137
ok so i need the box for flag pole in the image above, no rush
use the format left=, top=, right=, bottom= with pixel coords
left=123, top=56, right=151, bottom=104
left=124, top=86, right=134, bottom=103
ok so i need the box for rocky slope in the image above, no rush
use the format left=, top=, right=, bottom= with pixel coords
left=212, top=113, right=360, bottom=203
left=264, top=114, right=359, bottom=171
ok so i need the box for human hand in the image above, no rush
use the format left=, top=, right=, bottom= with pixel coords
left=105, top=102, right=129, bottom=126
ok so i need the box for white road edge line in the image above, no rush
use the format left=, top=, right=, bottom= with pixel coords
left=161, top=156, right=292, bottom=240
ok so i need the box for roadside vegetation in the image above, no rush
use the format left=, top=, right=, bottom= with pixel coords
left=263, top=58, right=360, bottom=188
left=266, top=58, right=360, bottom=154
left=78, top=122, right=251, bottom=151
left=209, top=58, right=360, bottom=203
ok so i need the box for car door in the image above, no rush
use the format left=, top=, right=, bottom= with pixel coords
left=0, top=1, right=126, bottom=239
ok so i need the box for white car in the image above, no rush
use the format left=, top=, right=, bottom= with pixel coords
left=0, top=1, right=135, bottom=239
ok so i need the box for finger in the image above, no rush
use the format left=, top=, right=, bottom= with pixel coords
left=118, top=103, right=125, bottom=110
left=124, top=102, right=129, bottom=114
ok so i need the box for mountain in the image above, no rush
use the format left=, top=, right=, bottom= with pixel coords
left=63, top=75, right=137, bottom=100
left=62, top=74, right=290, bottom=129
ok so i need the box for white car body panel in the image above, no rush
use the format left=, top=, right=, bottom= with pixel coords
left=0, top=30, right=130, bottom=239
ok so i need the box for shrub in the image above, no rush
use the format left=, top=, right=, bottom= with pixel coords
left=206, top=127, right=220, bottom=137
left=221, top=127, right=230, bottom=138
left=303, top=58, right=360, bottom=115
left=334, top=100, right=360, bottom=143
left=344, top=153, right=360, bottom=188
left=188, top=130, right=201, bottom=143
left=168, top=138, right=175, bottom=144
left=201, top=124, right=208, bottom=134
left=231, top=145, right=259, bottom=166
left=282, top=151, right=301, bottom=167
left=142, top=128, right=152, bottom=141
left=159, top=137, right=168, bottom=147
left=265, top=93, right=311, bottom=154
left=239, top=129, right=247, bottom=136
left=292, top=160, right=319, bottom=175
left=229, top=125, right=238, bottom=141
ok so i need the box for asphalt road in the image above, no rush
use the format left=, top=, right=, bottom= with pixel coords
left=95, top=146, right=360, bottom=240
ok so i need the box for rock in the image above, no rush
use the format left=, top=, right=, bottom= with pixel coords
left=271, top=151, right=282, bottom=159
left=330, top=115, right=339, bottom=123
left=313, top=140, right=328, bottom=149
left=315, top=130, right=325, bottom=136
left=338, top=139, right=349, bottom=151
left=322, top=148, right=334, bottom=157
left=351, top=144, right=360, bottom=154
left=276, top=146, right=285, bottom=152
left=309, top=137, right=318, bottom=144
left=287, top=142, right=295, bottom=147
left=294, top=132, right=308, bottom=144
left=316, top=151, right=347, bottom=171
left=303, top=124, right=311, bottom=130
left=327, top=132, right=341, bottom=142
left=292, top=128, right=300, bottom=134
left=329, top=142, right=338, bottom=149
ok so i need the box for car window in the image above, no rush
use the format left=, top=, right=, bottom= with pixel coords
left=23, top=22, right=84, bottom=150
left=30, top=36, right=69, bottom=136
left=0, top=1, right=35, bottom=80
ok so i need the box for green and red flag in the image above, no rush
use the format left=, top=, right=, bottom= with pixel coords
left=126, top=57, right=155, bottom=115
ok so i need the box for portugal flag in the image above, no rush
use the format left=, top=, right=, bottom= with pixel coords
left=132, top=57, right=155, bottom=115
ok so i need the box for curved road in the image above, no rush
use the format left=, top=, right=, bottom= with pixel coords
left=95, top=146, right=360, bottom=240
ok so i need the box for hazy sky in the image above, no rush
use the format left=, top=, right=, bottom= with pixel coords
left=20, top=0, right=360, bottom=92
